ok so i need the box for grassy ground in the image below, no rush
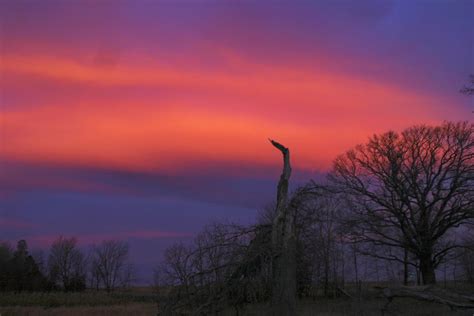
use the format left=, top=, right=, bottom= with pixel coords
left=2, top=300, right=472, bottom=316
left=0, top=289, right=158, bottom=316
left=1, top=285, right=473, bottom=315
left=0, top=304, right=156, bottom=316
left=223, top=298, right=473, bottom=316
left=0, top=289, right=156, bottom=307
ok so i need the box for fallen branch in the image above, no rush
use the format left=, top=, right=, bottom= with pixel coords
left=376, top=286, right=474, bottom=313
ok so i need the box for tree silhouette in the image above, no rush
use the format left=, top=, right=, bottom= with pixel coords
left=48, top=236, right=86, bottom=291
left=329, top=122, right=474, bottom=285
left=0, top=240, right=49, bottom=292
left=269, top=139, right=296, bottom=316
left=90, top=240, right=131, bottom=292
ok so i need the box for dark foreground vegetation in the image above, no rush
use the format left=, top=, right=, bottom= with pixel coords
left=0, top=289, right=157, bottom=316
left=0, top=237, right=133, bottom=293
left=153, top=121, right=474, bottom=315
left=0, top=288, right=155, bottom=307
left=1, top=284, right=473, bottom=316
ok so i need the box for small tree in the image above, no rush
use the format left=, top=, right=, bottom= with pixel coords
left=48, top=236, right=86, bottom=291
left=329, top=122, right=474, bottom=284
left=90, top=240, right=131, bottom=292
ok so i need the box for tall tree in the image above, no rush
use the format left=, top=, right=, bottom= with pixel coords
left=329, top=122, right=474, bottom=284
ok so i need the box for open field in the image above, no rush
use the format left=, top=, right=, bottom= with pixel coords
left=1, top=298, right=473, bottom=316
left=0, top=288, right=156, bottom=307
left=1, top=287, right=474, bottom=316
left=223, top=298, right=473, bottom=316
left=0, top=304, right=157, bottom=316
left=0, top=289, right=158, bottom=315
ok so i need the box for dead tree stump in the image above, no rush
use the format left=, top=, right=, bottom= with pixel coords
left=269, top=139, right=296, bottom=316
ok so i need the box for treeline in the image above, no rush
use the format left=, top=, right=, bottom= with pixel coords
left=0, top=237, right=133, bottom=292
left=154, top=121, right=474, bottom=315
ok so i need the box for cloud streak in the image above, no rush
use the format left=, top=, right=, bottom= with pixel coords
left=2, top=51, right=463, bottom=174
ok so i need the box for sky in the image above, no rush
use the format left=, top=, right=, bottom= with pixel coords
left=0, top=0, right=473, bottom=283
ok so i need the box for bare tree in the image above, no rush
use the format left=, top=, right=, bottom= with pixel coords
left=164, top=242, right=194, bottom=284
left=31, top=250, right=47, bottom=277
left=48, top=236, right=86, bottom=291
left=329, top=121, right=474, bottom=284
left=258, top=184, right=349, bottom=298
left=90, top=240, right=131, bottom=292
left=156, top=222, right=262, bottom=314
left=309, top=195, right=345, bottom=296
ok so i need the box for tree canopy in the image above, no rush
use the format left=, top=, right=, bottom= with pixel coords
left=329, top=121, right=474, bottom=284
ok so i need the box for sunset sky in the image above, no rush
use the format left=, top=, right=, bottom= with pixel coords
left=1, top=0, right=473, bottom=281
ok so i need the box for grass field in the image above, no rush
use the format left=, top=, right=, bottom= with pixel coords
left=0, top=304, right=157, bottom=316
left=1, top=286, right=473, bottom=315
left=2, top=298, right=472, bottom=316
left=222, top=298, right=473, bottom=316
left=0, top=289, right=158, bottom=316
left=0, top=288, right=156, bottom=307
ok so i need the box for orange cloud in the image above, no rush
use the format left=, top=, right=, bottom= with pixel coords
left=2, top=103, right=355, bottom=171
left=0, top=54, right=448, bottom=113
left=1, top=53, right=462, bottom=174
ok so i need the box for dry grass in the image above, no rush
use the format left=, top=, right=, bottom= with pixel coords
left=2, top=285, right=474, bottom=316
left=0, top=290, right=155, bottom=307
left=2, top=299, right=472, bottom=316
left=0, top=289, right=158, bottom=315
left=0, top=303, right=156, bottom=316
left=223, top=298, right=473, bottom=316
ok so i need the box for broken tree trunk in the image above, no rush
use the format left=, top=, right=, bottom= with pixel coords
left=269, top=139, right=296, bottom=316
